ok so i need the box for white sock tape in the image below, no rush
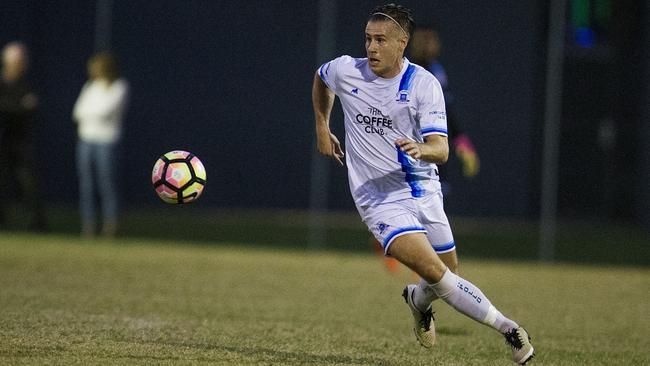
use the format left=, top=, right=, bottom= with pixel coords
left=483, top=305, right=498, bottom=326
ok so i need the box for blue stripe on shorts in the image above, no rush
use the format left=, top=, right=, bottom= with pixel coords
left=432, top=241, right=456, bottom=253
left=383, top=226, right=427, bottom=255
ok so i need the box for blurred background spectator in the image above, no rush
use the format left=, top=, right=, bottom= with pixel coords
left=0, top=41, right=47, bottom=231
left=73, top=51, right=128, bottom=238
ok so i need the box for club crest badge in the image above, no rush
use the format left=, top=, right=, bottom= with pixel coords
left=396, top=90, right=410, bottom=103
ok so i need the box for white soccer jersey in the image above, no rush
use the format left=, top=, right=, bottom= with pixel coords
left=318, top=56, right=448, bottom=207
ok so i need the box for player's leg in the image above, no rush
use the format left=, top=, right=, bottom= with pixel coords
left=411, top=249, right=457, bottom=311
left=438, top=250, right=458, bottom=273
left=410, top=192, right=459, bottom=311
left=358, top=202, right=438, bottom=347
left=391, top=233, right=517, bottom=331
left=388, top=232, right=446, bottom=348
left=389, top=233, right=534, bottom=364
left=388, top=234, right=446, bottom=282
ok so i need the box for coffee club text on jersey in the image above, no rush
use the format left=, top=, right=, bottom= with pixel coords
left=355, top=107, right=394, bottom=135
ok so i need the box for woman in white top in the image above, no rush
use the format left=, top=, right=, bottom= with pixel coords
left=72, top=52, right=128, bottom=238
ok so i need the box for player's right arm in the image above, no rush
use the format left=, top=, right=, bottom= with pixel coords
left=312, top=71, right=344, bottom=166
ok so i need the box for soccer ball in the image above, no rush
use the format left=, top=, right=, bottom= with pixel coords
left=152, top=150, right=206, bottom=204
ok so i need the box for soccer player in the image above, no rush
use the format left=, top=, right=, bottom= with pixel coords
left=370, top=24, right=482, bottom=275
left=311, top=4, right=534, bottom=364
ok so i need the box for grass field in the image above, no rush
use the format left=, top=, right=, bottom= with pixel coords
left=1, top=233, right=648, bottom=365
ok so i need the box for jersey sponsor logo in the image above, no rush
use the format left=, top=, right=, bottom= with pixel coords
left=354, top=107, right=393, bottom=136
left=367, top=107, right=383, bottom=116
left=351, top=88, right=359, bottom=94
left=429, top=110, right=446, bottom=119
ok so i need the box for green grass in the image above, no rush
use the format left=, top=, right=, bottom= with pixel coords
left=1, top=233, right=648, bottom=365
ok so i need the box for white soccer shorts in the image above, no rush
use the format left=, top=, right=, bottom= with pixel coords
left=357, top=190, right=455, bottom=256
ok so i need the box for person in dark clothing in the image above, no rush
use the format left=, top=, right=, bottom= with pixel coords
left=0, top=41, right=46, bottom=230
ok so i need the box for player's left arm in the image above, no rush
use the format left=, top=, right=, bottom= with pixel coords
left=401, top=75, right=449, bottom=164
left=395, top=135, right=448, bottom=164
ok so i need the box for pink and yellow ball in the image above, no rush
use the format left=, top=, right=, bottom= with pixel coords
left=152, top=150, right=206, bottom=204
